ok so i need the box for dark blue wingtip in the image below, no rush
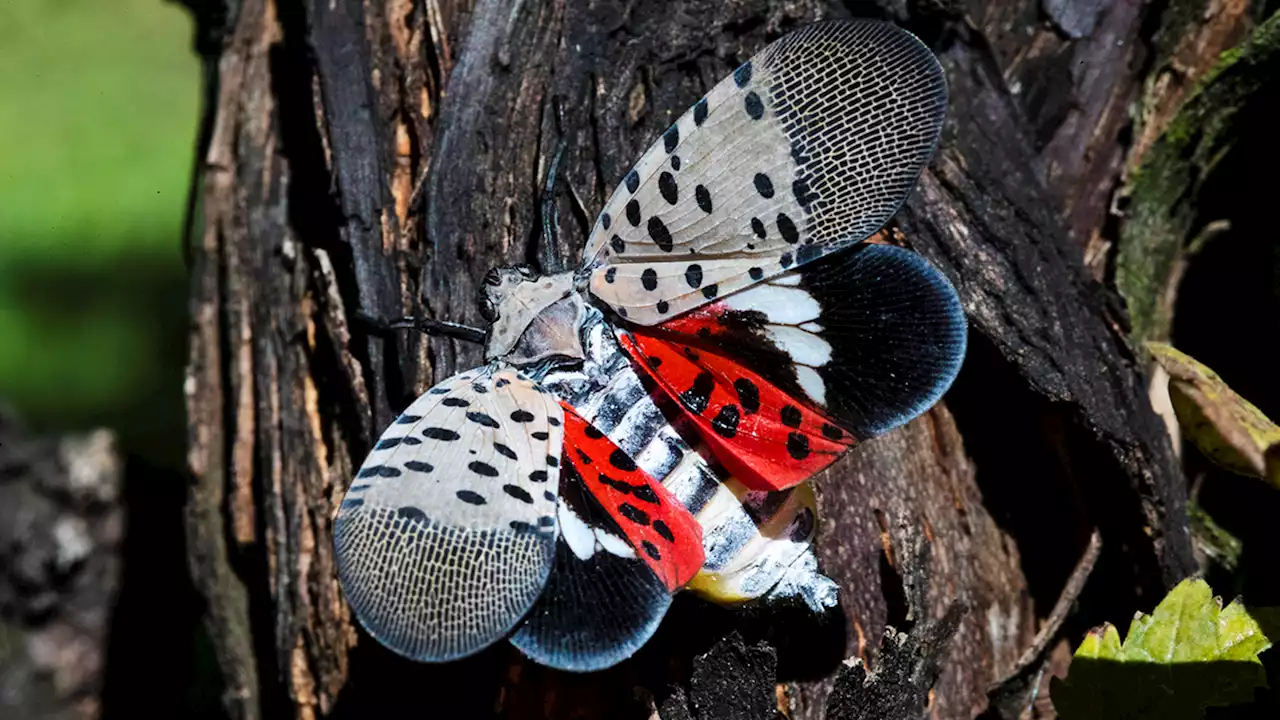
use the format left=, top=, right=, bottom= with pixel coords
left=859, top=243, right=968, bottom=437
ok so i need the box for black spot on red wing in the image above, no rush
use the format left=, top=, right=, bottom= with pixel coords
left=744, top=91, right=764, bottom=120
left=510, top=409, right=535, bottom=423
left=685, top=264, right=703, bottom=288
left=610, top=235, right=625, bottom=253
left=609, top=449, right=638, bottom=472
left=734, top=378, right=760, bottom=414
left=671, top=155, right=681, bottom=171
left=647, top=355, right=663, bottom=369
left=618, top=503, right=650, bottom=526
left=602, top=212, right=612, bottom=230
left=695, top=184, right=712, bottom=213
left=404, top=461, right=433, bottom=473
left=605, top=267, right=617, bottom=284
left=657, top=300, right=670, bottom=314
left=584, top=424, right=605, bottom=439
left=734, top=61, right=752, bottom=87
left=751, top=217, right=766, bottom=238
left=643, top=541, right=662, bottom=560
left=441, top=397, right=470, bottom=407
left=696, top=327, right=712, bottom=339
left=494, top=443, right=518, bottom=460
left=598, top=473, right=630, bottom=494
left=786, top=432, right=811, bottom=460
left=467, top=411, right=500, bottom=428
left=701, top=284, right=718, bottom=300
left=754, top=173, right=774, bottom=198
left=395, top=414, right=421, bottom=424
left=630, top=483, right=660, bottom=505
left=748, top=267, right=764, bottom=281
left=712, top=405, right=741, bottom=438
left=663, top=125, right=680, bottom=153
left=625, top=170, right=640, bottom=193
left=659, top=172, right=678, bottom=204
left=822, top=423, right=844, bottom=441
left=575, top=448, right=593, bottom=465
left=626, top=199, right=641, bottom=226
left=530, top=470, right=548, bottom=483
left=777, top=213, right=799, bottom=244
left=680, top=372, right=714, bottom=414
left=641, top=268, right=659, bottom=291
left=648, top=216, right=674, bottom=252
left=653, top=519, right=675, bottom=542
left=780, top=405, right=803, bottom=428
left=456, top=490, right=486, bottom=505
left=780, top=252, right=794, bottom=269
left=693, top=97, right=708, bottom=125
left=504, top=484, right=534, bottom=503
left=683, top=347, right=700, bottom=361
left=423, top=427, right=460, bottom=441
left=469, top=461, right=500, bottom=477
left=531, top=431, right=549, bottom=441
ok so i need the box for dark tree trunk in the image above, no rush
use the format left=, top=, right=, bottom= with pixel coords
left=180, top=0, right=1274, bottom=717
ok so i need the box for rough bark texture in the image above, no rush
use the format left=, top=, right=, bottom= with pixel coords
left=0, top=414, right=124, bottom=720
left=179, top=0, right=1257, bottom=717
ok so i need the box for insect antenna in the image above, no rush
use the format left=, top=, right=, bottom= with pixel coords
left=355, top=311, right=486, bottom=344
left=539, top=95, right=569, bottom=274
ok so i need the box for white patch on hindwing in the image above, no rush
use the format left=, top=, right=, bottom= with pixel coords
left=556, top=498, right=637, bottom=561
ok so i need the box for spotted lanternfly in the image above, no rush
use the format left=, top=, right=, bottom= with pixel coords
left=334, top=19, right=967, bottom=672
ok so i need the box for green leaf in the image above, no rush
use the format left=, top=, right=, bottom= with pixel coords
left=1051, top=578, right=1274, bottom=720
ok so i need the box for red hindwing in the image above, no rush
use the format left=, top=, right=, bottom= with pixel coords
left=559, top=402, right=704, bottom=590
left=619, top=329, right=855, bottom=492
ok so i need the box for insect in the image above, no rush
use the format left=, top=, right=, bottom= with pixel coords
left=333, top=19, right=967, bottom=672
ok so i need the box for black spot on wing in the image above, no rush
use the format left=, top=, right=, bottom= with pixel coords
left=404, top=461, right=433, bottom=473
left=618, top=503, right=650, bottom=525
left=734, top=378, right=760, bottom=414
left=494, top=443, right=518, bottom=460
left=469, top=461, right=500, bottom=477
left=652, top=520, right=674, bottom=542
left=601, top=212, right=611, bottom=230
left=659, top=172, right=678, bottom=205
left=671, top=155, right=681, bottom=171
left=734, top=61, right=752, bottom=87
left=685, top=264, right=703, bottom=289
left=786, top=432, right=810, bottom=460
left=510, top=410, right=535, bottom=422
left=397, top=506, right=427, bottom=522
left=663, top=125, right=679, bottom=153
left=780, top=252, right=794, bottom=269
left=822, top=423, right=844, bottom=441
left=530, top=470, right=548, bottom=483
left=748, top=267, right=764, bottom=281
left=456, top=490, right=486, bottom=505
left=610, top=235, right=625, bottom=253
left=626, top=199, right=641, bottom=226
left=584, top=424, right=604, bottom=439
left=657, top=300, right=670, bottom=314
left=395, top=414, right=421, bottom=424
left=693, top=97, right=708, bottom=125
left=442, top=397, right=470, bottom=407
left=625, top=170, right=640, bottom=193
left=751, top=217, right=766, bottom=238
left=375, top=437, right=405, bottom=450
left=605, top=268, right=617, bottom=284
left=777, top=213, right=799, bottom=244
left=641, top=268, right=658, bottom=291
left=504, top=485, right=534, bottom=503
left=642, top=541, right=661, bottom=561
left=357, top=465, right=401, bottom=479
left=467, top=412, right=500, bottom=428
left=647, top=217, right=674, bottom=253
left=680, top=372, right=714, bottom=415
left=754, top=173, right=774, bottom=199
left=701, top=284, right=718, bottom=300
left=711, top=405, right=740, bottom=438
left=608, top=449, right=638, bottom=472
left=695, top=184, right=712, bottom=213
left=532, top=431, right=549, bottom=441
left=744, top=91, right=763, bottom=120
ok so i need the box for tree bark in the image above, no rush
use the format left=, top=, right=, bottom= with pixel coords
left=181, top=0, right=1233, bottom=718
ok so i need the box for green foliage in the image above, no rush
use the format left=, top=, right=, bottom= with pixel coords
left=1052, top=578, right=1274, bottom=719
left=0, top=0, right=198, bottom=462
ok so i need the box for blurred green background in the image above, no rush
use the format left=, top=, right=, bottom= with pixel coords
left=0, top=0, right=198, bottom=467
left=1, top=1, right=217, bottom=714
